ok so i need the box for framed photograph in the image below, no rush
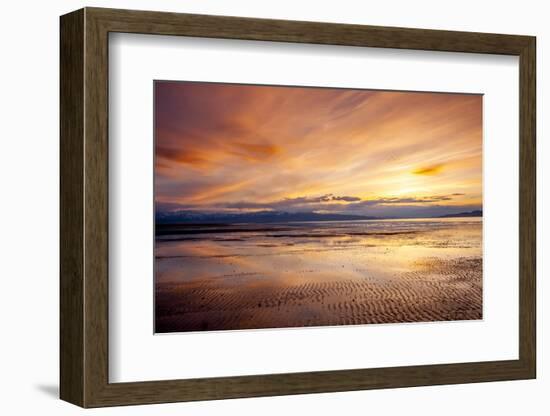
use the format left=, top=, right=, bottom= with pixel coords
left=60, top=7, right=536, bottom=407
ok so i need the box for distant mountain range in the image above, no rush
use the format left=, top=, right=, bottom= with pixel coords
left=438, top=210, right=482, bottom=218
left=156, top=210, right=377, bottom=224
left=156, top=209, right=483, bottom=224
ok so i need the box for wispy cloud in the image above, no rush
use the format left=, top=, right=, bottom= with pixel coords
left=222, top=194, right=364, bottom=211
left=155, top=81, right=482, bottom=217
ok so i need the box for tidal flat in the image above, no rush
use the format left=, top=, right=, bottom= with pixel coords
left=155, top=217, right=482, bottom=333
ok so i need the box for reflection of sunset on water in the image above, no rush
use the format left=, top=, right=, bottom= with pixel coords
left=155, top=218, right=482, bottom=332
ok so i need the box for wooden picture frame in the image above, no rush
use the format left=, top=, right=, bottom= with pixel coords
left=60, top=7, right=536, bottom=408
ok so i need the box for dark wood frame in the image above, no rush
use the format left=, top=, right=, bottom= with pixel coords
left=60, top=7, right=536, bottom=408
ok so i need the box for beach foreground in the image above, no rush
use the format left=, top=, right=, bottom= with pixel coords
left=155, top=218, right=482, bottom=333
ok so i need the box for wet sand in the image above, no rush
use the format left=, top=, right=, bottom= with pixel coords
left=155, top=218, right=482, bottom=333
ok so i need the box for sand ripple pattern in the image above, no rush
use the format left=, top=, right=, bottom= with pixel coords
left=155, top=256, right=482, bottom=332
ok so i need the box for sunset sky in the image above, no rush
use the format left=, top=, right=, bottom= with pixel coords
left=155, top=81, right=482, bottom=218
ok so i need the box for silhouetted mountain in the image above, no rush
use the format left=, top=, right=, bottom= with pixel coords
left=156, top=210, right=377, bottom=224
left=438, top=210, right=482, bottom=218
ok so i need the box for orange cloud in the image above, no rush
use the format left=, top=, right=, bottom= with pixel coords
left=413, top=164, right=444, bottom=175
left=158, top=149, right=209, bottom=168
left=232, top=142, right=282, bottom=161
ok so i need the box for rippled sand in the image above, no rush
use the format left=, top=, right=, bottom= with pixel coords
left=155, top=218, right=482, bottom=332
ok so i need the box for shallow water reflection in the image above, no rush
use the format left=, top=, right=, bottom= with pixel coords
left=155, top=218, right=482, bottom=332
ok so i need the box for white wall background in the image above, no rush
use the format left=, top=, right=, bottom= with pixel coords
left=0, top=0, right=545, bottom=414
